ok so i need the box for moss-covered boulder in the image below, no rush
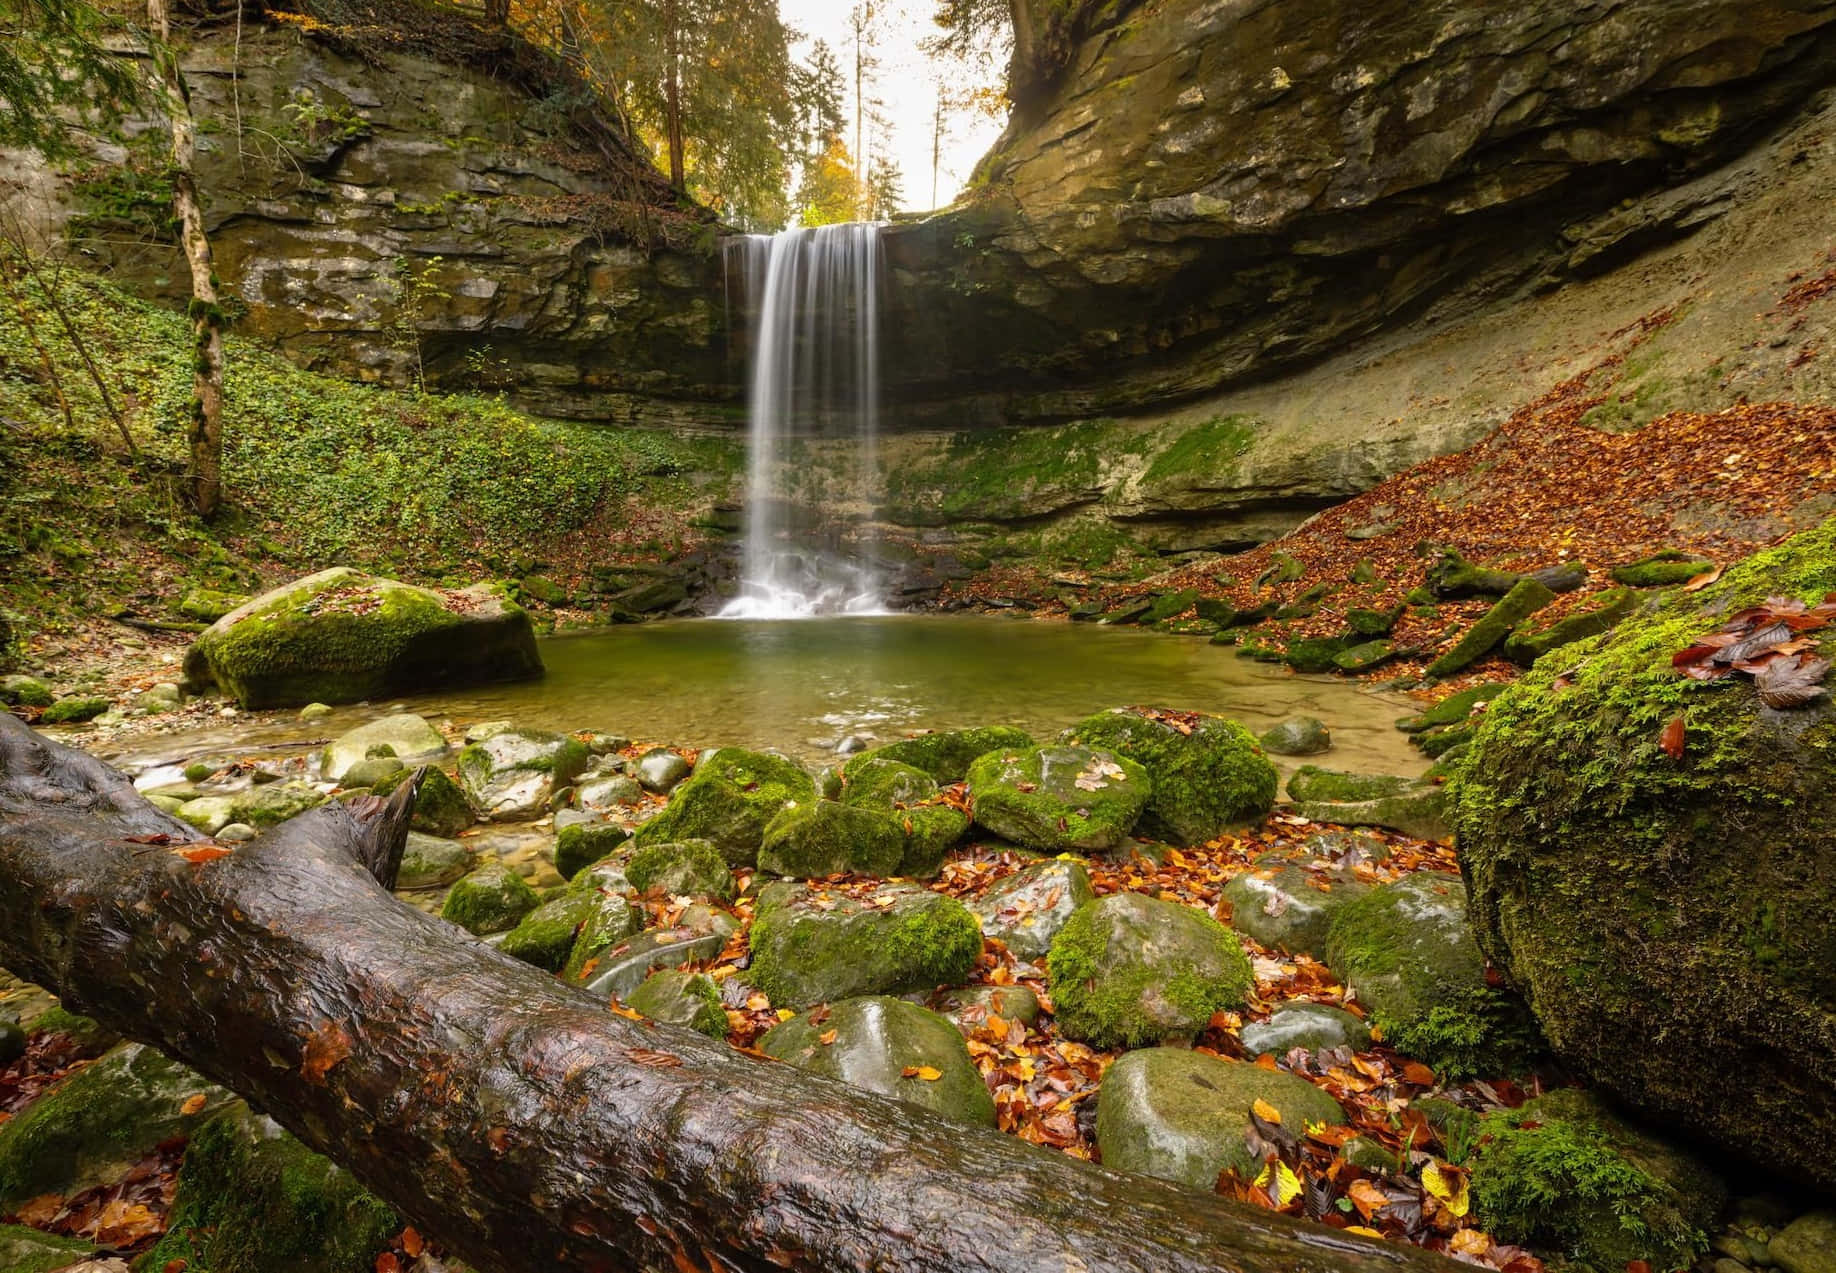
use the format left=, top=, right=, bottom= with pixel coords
left=141, top=1103, right=399, bottom=1273
left=835, top=758, right=969, bottom=877
left=631, top=747, right=816, bottom=867
left=395, top=832, right=474, bottom=888
left=319, top=712, right=449, bottom=783
left=1323, top=873, right=1537, bottom=1080
left=1285, top=767, right=1415, bottom=804
left=1426, top=578, right=1557, bottom=678
left=1258, top=716, right=1331, bottom=756
left=1396, top=684, right=1508, bottom=733
left=748, top=885, right=982, bottom=1009
left=456, top=728, right=590, bottom=821
left=839, top=756, right=938, bottom=807
left=1283, top=636, right=1353, bottom=673
left=177, top=586, right=250, bottom=623
left=1290, top=785, right=1451, bottom=841
left=893, top=803, right=972, bottom=878
left=1773, top=1214, right=1836, bottom=1273
left=1240, top=1002, right=1371, bottom=1057
left=0, top=1225, right=96, bottom=1273
left=1224, top=860, right=1368, bottom=957
left=0, top=675, right=53, bottom=708
left=1096, top=1048, right=1345, bottom=1188
left=553, top=817, right=633, bottom=881
left=558, top=892, right=645, bottom=983
left=841, top=726, right=1034, bottom=785
left=760, top=997, right=995, bottom=1126
left=1454, top=518, right=1836, bottom=1190
left=1047, top=893, right=1252, bottom=1048
left=966, top=744, right=1150, bottom=852
left=935, top=984, right=1042, bottom=1030
left=1065, top=708, right=1277, bottom=846
left=1610, top=549, right=1715, bottom=588
left=757, top=801, right=908, bottom=879
left=1502, top=587, right=1638, bottom=667
left=439, top=860, right=540, bottom=935
left=626, top=838, right=735, bottom=900
left=370, top=763, right=471, bottom=837
left=0, top=1043, right=235, bottom=1208
left=228, top=780, right=326, bottom=828
left=968, top=858, right=1094, bottom=961
left=39, top=695, right=110, bottom=724
left=497, top=888, right=606, bottom=970
left=182, top=567, right=542, bottom=708
left=1425, top=547, right=1523, bottom=599
left=628, top=970, right=728, bottom=1038
left=1470, top=1089, right=1725, bottom=1273
left=573, top=907, right=735, bottom=1000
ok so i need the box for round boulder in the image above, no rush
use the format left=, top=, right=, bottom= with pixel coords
left=966, top=745, right=1149, bottom=852
left=1064, top=707, right=1277, bottom=845
left=456, top=729, right=591, bottom=822
left=631, top=748, right=816, bottom=867
left=760, top=997, right=995, bottom=1126
left=1455, top=520, right=1836, bottom=1189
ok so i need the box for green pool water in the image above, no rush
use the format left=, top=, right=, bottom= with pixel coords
left=106, top=616, right=1428, bottom=777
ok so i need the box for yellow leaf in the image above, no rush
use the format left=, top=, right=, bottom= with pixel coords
left=1422, top=1161, right=1470, bottom=1218
left=1251, top=1098, right=1282, bottom=1124
left=913, top=1065, right=942, bottom=1081
left=776, top=1008, right=796, bottom=1021
left=1346, top=1226, right=1386, bottom=1240
left=1251, top=1160, right=1303, bottom=1206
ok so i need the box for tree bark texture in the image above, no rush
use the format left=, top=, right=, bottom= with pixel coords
left=0, top=713, right=1462, bottom=1273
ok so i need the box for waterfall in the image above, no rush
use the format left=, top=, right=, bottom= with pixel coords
left=719, top=223, right=886, bottom=619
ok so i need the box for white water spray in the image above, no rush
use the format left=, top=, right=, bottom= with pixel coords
left=719, top=224, right=886, bottom=619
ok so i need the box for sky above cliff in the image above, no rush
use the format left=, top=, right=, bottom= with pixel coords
left=778, top=0, right=1008, bottom=215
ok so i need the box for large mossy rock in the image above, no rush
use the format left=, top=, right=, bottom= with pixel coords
left=760, top=997, right=995, bottom=1126
left=968, top=858, right=1094, bottom=962
left=1240, top=1002, right=1371, bottom=1057
left=141, top=1103, right=400, bottom=1273
left=183, top=567, right=541, bottom=708
left=1065, top=707, right=1277, bottom=845
left=747, top=885, right=982, bottom=1009
left=1047, top=892, right=1252, bottom=1048
left=625, top=838, right=735, bottom=901
left=0, top=1224, right=95, bottom=1273
left=1470, top=1089, right=1725, bottom=1273
left=572, top=906, right=735, bottom=1000
left=842, top=726, right=1034, bottom=784
left=1453, top=519, right=1836, bottom=1190
left=456, top=728, right=591, bottom=821
left=319, top=712, right=448, bottom=783
left=1096, top=1048, right=1345, bottom=1189
left=836, top=757, right=972, bottom=876
left=1323, top=873, right=1538, bottom=1081
left=0, top=1043, right=234, bottom=1208
left=371, top=764, right=472, bottom=837
left=440, top=861, right=540, bottom=935
left=628, top=970, right=728, bottom=1038
left=1224, top=859, right=1368, bottom=957
left=631, top=747, right=816, bottom=867
left=966, top=744, right=1150, bottom=852
left=757, top=801, right=908, bottom=879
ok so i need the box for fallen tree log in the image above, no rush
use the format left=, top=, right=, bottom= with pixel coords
left=0, top=713, right=1460, bottom=1273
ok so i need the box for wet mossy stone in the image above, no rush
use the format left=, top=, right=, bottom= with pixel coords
left=338, top=756, right=404, bottom=789
left=519, top=573, right=568, bottom=605
left=635, top=747, right=693, bottom=793
left=1284, top=636, right=1352, bottom=673
left=1259, top=716, right=1331, bottom=756
left=0, top=1224, right=95, bottom=1273
left=631, top=747, right=816, bottom=867
left=758, top=801, right=907, bottom=879
left=1452, top=518, right=1836, bottom=1191
left=1224, top=862, right=1367, bottom=958
left=396, top=832, right=473, bottom=889
left=370, top=764, right=471, bottom=838
left=1047, top=892, right=1252, bottom=1048
left=1196, top=598, right=1276, bottom=629
left=1396, top=684, right=1508, bottom=733
left=0, top=1043, right=234, bottom=1208
left=1098, top=597, right=1155, bottom=625
left=843, top=726, right=1035, bottom=785
left=935, top=984, right=1042, bottom=1030
left=895, top=803, right=971, bottom=879
left=1291, top=785, right=1450, bottom=841
left=626, top=838, right=735, bottom=901
left=497, top=888, right=606, bottom=971
left=1285, top=766, right=1414, bottom=804
left=440, top=861, right=540, bottom=935
left=577, top=773, right=644, bottom=810
left=1425, top=547, right=1523, bottom=599
left=559, top=892, right=645, bottom=983
left=174, top=794, right=239, bottom=835
left=1066, top=708, right=1277, bottom=846
left=761, top=996, right=996, bottom=1126
left=320, top=713, right=448, bottom=783
left=1503, top=587, right=1638, bottom=667
left=0, top=675, right=53, bottom=708
left=229, top=780, right=325, bottom=828
left=628, top=970, right=727, bottom=1038
left=1415, top=723, right=1475, bottom=759
left=177, top=586, right=250, bottom=623
left=966, top=744, right=1150, bottom=852
left=1610, top=549, right=1716, bottom=588
left=141, top=1103, right=399, bottom=1273
left=1335, top=640, right=1401, bottom=673
left=576, top=907, right=736, bottom=1000
left=183, top=567, right=542, bottom=709
left=456, top=728, right=591, bottom=821
left=1348, top=604, right=1405, bottom=637
left=554, top=818, right=633, bottom=881
left=968, top=857, right=1094, bottom=961
left=1773, top=1213, right=1836, bottom=1273
left=840, top=757, right=939, bottom=809
left=1240, top=1002, right=1371, bottom=1057
left=1096, top=1048, right=1345, bottom=1189
left=1427, top=578, right=1557, bottom=678
left=1137, top=588, right=1200, bottom=625
left=1323, top=873, right=1538, bottom=1080
left=1470, top=1089, right=1725, bottom=1273
left=39, top=695, right=110, bottom=724
left=1255, top=552, right=1306, bottom=589
left=748, top=885, right=982, bottom=1009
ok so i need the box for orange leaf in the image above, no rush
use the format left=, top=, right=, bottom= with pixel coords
left=1251, top=1097, right=1282, bottom=1124
left=901, top=1065, right=943, bottom=1081
left=818, top=1029, right=838, bottom=1046
left=301, top=1021, right=352, bottom=1085
left=177, top=845, right=233, bottom=864
left=1401, top=1061, right=1436, bottom=1086
left=375, top=1254, right=401, bottom=1273
left=1450, top=1229, right=1490, bottom=1256
left=401, top=1227, right=424, bottom=1258
left=1660, top=716, right=1686, bottom=760
left=180, top=1092, right=208, bottom=1116
left=1681, top=567, right=1723, bottom=592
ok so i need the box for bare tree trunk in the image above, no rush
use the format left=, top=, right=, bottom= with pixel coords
left=0, top=713, right=1464, bottom=1273
left=0, top=249, right=75, bottom=432
left=664, top=0, right=686, bottom=191
left=149, top=0, right=224, bottom=518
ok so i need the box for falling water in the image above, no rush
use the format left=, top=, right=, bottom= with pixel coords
left=719, top=223, right=886, bottom=619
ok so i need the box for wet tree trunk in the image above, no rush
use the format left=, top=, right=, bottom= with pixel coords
left=0, top=714, right=1460, bottom=1273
